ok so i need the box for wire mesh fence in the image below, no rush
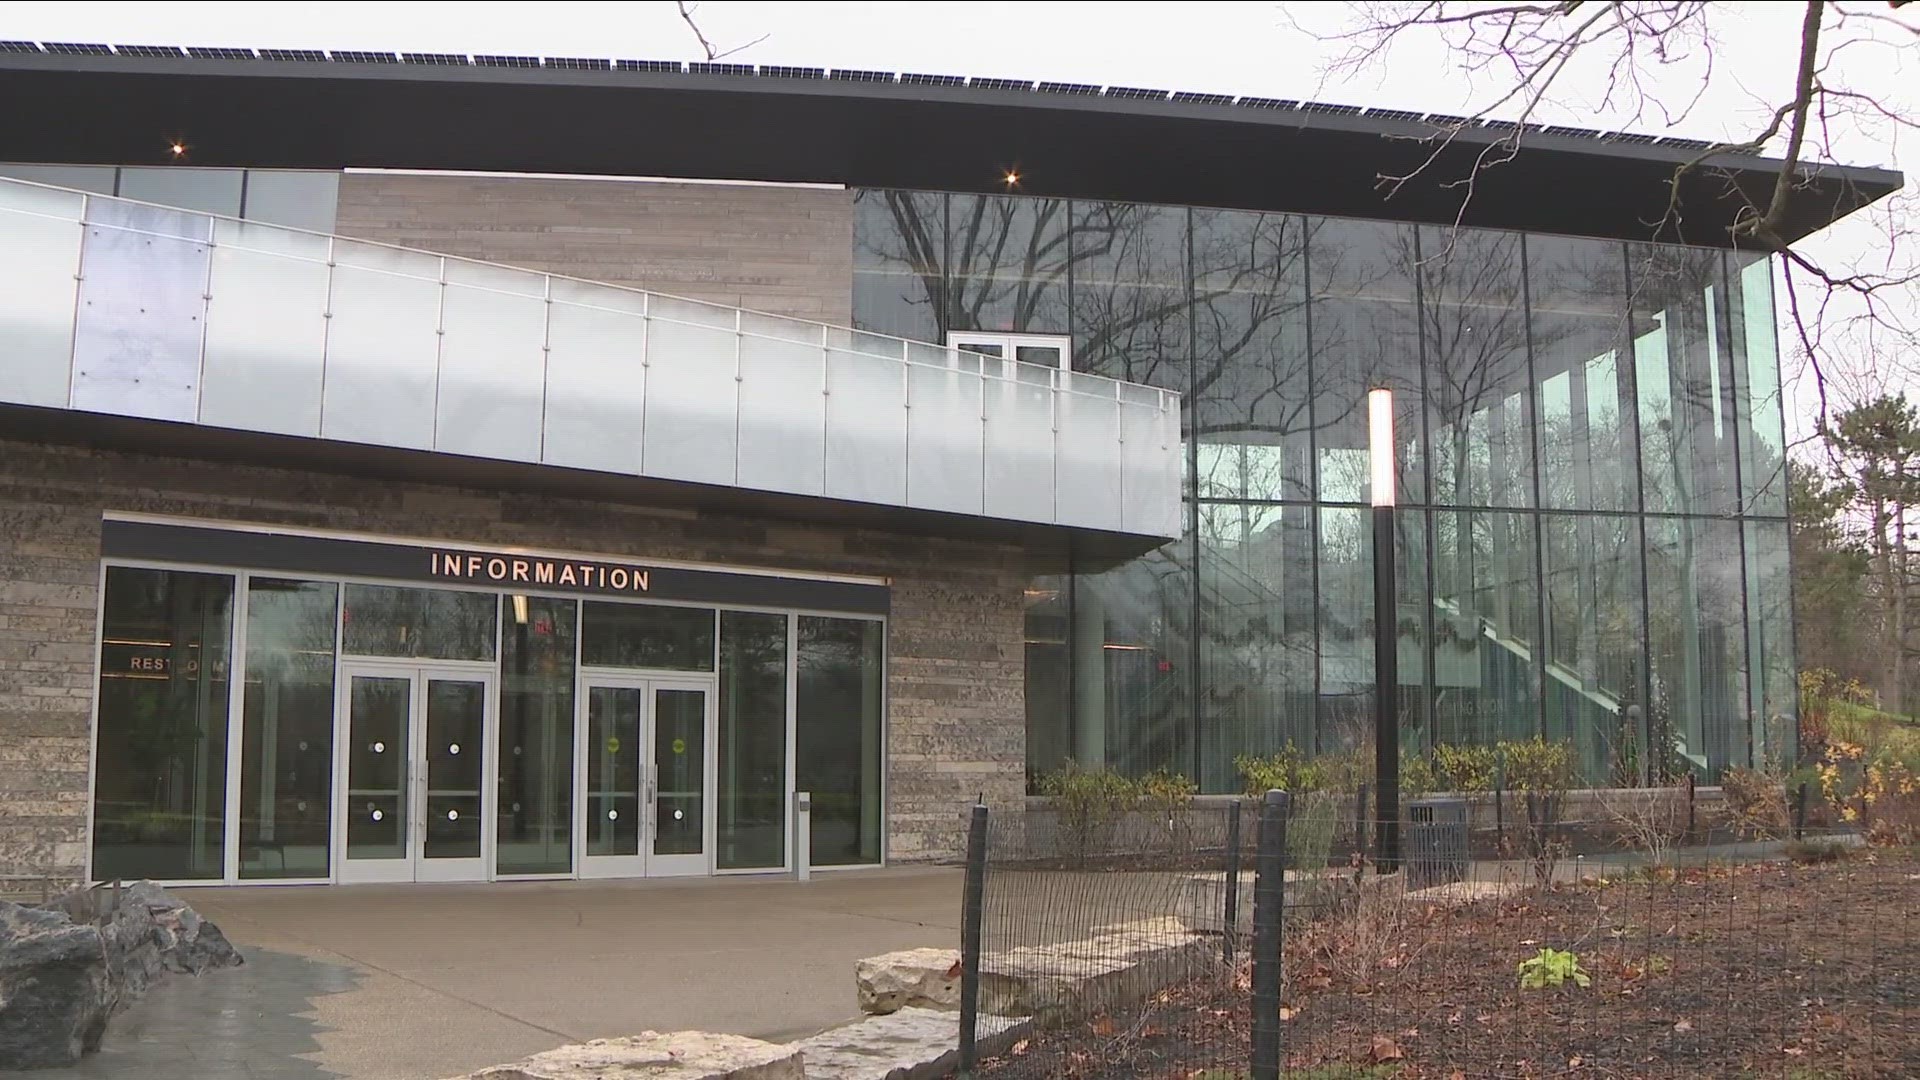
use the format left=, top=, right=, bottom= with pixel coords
left=954, top=789, right=1919, bottom=1079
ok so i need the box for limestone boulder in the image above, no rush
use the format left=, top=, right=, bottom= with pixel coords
left=0, top=902, right=112, bottom=1069
left=855, top=947, right=962, bottom=1015
left=454, top=1031, right=803, bottom=1080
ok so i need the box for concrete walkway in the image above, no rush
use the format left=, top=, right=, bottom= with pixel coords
left=30, top=868, right=961, bottom=1080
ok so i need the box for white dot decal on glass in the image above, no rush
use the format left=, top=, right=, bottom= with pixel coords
left=673, top=809, right=685, bottom=821
left=371, top=809, right=384, bottom=822
left=298, top=740, right=309, bottom=752
left=447, top=809, right=459, bottom=821
left=372, top=741, right=385, bottom=754
left=297, top=801, right=307, bottom=812
left=449, top=743, right=461, bottom=755
left=608, top=809, right=619, bottom=820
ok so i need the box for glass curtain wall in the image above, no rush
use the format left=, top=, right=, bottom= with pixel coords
left=239, top=578, right=338, bottom=879
left=718, top=611, right=788, bottom=869
left=92, top=568, right=234, bottom=880
left=854, top=190, right=1795, bottom=788
left=497, top=595, right=576, bottom=875
left=796, top=616, right=885, bottom=866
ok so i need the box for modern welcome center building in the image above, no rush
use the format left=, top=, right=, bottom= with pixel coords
left=0, top=43, right=1900, bottom=890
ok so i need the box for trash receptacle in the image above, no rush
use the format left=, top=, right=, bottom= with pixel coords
left=1405, top=797, right=1469, bottom=890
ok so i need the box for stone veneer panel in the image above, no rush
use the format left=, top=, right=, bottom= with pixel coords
left=0, top=440, right=1024, bottom=888
left=333, top=172, right=855, bottom=325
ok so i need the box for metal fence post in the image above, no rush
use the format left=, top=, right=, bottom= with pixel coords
left=957, top=802, right=990, bottom=1077
left=1250, top=789, right=1290, bottom=1080
left=1355, top=780, right=1370, bottom=862
left=1793, top=781, right=1809, bottom=840
left=1223, top=799, right=1243, bottom=961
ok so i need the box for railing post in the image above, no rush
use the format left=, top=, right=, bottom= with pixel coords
left=1250, top=789, right=1289, bottom=1080
left=1223, top=799, right=1243, bottom=961
left=1793, top=781, right=1809, bottom=841
left=957, top=802, right=990, bottom=1077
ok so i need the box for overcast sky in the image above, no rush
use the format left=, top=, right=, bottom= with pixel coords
left=7, top=1, right=1913, bottom=437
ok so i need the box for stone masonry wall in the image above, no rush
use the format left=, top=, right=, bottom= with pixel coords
left=0, top=440, right=1024, bottom=888
left=333, top=173, right=855, bottom=325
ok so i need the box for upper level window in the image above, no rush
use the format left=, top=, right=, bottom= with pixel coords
left=948, top=331, right=1071, bottom=371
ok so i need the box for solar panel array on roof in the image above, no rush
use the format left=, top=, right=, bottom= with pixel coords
left=186, top=46, right=255, bottom=60
left=0, top=39, right=1791, bottom=167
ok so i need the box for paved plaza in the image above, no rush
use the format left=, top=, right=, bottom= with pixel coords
left=31, top=868, right=961, bottom=1080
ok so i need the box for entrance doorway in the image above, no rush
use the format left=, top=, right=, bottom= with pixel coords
left=577, top=676, right=714, bottom=878
left=336, top=663, right=495, bottom=883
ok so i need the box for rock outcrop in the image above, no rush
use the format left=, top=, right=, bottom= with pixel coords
left=854, top=947, right=962, bottom=1015
left=0, top=881, right=242, bottom=1068
left=452, top=1031, right=804, bottom=1080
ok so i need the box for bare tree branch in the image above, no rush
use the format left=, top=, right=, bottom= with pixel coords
left=675, top=1, right=769, bottom=62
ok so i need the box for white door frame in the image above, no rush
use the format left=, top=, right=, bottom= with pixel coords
left=573, top=672, right=716, bottom=879
left=334, top=660, right=497, bottom=884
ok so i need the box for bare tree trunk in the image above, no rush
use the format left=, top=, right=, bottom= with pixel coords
left=1896, top=493, right=1910, bottom=716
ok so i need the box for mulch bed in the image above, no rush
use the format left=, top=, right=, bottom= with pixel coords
left=972, top=847, right=1920, bottom=1079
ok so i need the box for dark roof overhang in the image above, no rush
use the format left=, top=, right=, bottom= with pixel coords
left=0, top=44, right=1901, bottom=246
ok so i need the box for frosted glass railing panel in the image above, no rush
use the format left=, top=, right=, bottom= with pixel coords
left=825, top=347, right=909, bottom=505
left=199, top=220, right=330, bottom=436
left=653, top=293, right=738, bottom=330
left=1119, top=386, right=1177, bottom=537
left=643, top=316, right=739, bottom=486
left=0, top=182, right=83, bottom=408
left=0, top=177, right=1184, bottom=540
left=984, top=364, right=1056, bottom=524
left=1055, top=387, right=1125, bottom=532
left=438, top=260, right=548, bottom=463
left=906, top=356, right=987, bottom=514
left=321, top=240, right=442, bottom=450
left=738, top=331, right=828, bottom=496
left=544, top=281, right=646, bottom=474
left=71, top=200, right=212, bottom=423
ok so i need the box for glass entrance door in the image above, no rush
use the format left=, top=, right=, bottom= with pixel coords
left=576, top=677, right=712, bottom=878
left=338, top=664, right=493, bottom=883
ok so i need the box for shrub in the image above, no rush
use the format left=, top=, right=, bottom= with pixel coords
left=1038, top=761, right=1139, bottom=863
left=1501, top=739, right=1574, bottom=885
left=1721, top=766, right=1791, bottom=838
left=1430, top=743, right=1498, bottom=792
left=1287, top=790, right=1342, bottom=879
left=1138, top=768, right=1197, bottom=854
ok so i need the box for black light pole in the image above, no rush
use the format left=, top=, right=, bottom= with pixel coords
left=1368, top=387, right=1401, bottom=872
